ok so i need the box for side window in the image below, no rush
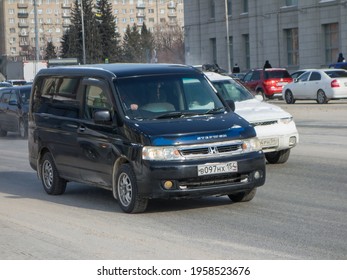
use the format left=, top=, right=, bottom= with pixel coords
left=84, top=84, right=111, bottom=120
left=243, top=72, right=252, bottom=82
left=32, top=76, right=80, bottom=118
left=9, top=91, right=18, bottom=103
left=309, top=72, right=321, bottom=81
left=298, top=72, right=310, bottom=82
left=1, top=92, right=11, bottom=104
left=251, top=71, right=260, bottom=81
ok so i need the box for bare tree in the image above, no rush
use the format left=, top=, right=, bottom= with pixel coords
left=153, top=23, right=185, bottom=64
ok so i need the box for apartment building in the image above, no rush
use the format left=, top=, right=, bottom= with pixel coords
left=0, top=0, right=184, bottom=78
left=184, top=0, right=347, bottom=73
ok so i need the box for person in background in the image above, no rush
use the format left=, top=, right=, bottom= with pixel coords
left=337, top=53, right=345, bottom=63
left=263, top=60, right=272, bottom=69
left=232, top=63, right=240, bottom=73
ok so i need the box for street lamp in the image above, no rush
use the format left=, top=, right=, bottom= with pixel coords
left=79, top=0, right=86, bottom=64
left=33, top=0, right=39, bottom=74
left=225, top=0, right=231, bottom=74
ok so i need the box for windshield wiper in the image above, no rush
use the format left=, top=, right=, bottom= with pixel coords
left=155, top=111, right=199, bottom=119
left=204, top=107, right=226, bottom=115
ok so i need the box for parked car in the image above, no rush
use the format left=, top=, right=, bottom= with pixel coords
left=0, top=81, right=13, bottom=88
left=204, top=71, right=299, bottom=164
left=328, top=61, right=347, bottom=70
left=0, top=84, right=32, bottom=138
left=28, top=63, right=266, bottom=213
left=5, top=79, right=28, bottom=86
left=282, top=69, right=347, bottom=104
left=241, top=68, right=293, bottom=99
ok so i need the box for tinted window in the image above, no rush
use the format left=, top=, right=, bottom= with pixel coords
left=251, top=71, right=260, bottom=80
left=32, top=76, right=80, bottom=118
left=309, top=72, right=321, bottom=81
left=325, top=70, right=347, bottom=78
left=265, top=70, right=291, bottom=79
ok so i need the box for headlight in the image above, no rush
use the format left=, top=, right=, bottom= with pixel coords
left=279, top=117, right=293, bottom=124
left=142, top=146, right=182, bottom=161
left=242, top=138, right=262, bottom=152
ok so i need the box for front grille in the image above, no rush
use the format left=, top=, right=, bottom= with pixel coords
left=179, top=141, right=243, bottom=158
left=178, top=173, right=249, bottom=189
left=251, top=120, right=277, bottom=127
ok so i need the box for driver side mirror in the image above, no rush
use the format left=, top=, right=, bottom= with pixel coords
left=226, top=100, right=235, bottom=112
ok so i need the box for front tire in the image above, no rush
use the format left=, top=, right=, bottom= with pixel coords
left=265, top=149, right=291, bottom=164
left=284, top=90, right=296, bottom=104
left=228, top=188, right=257, bottom=202
left=40, top=152, right=67, bottom=195
left=115, top=164, right=148, bottom=213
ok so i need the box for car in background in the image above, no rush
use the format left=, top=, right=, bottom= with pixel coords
left=6, top=79, right=28, bottom=86
left=282, top=69, right=347, bottom=104
left=205, top=71, right=299, bottom=164
left=328, top=61, right=347, bottom=70
left=0, top=84, right=32, bottom=138
left=0, top=81, right=13, bottom=88
left=241, top=68, right=293, bottom=99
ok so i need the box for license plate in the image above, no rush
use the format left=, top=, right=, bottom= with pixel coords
left=260, top=137, right=279, bottom=148
left=198, top=161, right=238, bottom=176
left=277, top=82, right=288, bottom=86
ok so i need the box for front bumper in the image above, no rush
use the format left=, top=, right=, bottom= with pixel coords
left=134, top=151, right=266, bottom=199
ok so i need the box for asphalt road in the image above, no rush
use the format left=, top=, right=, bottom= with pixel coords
left=0, top=100, right=346, bottom=260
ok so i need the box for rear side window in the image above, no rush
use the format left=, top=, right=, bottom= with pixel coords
left=32, top=76, right=80, bottom=118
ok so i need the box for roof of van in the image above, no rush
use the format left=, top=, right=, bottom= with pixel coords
left=38, top=63, right=201, bottom=78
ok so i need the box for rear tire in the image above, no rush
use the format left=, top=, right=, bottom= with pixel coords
left=228, top=188, right=257, bottom=202
left=40, top=152, right=67, bottom=195
left=115, top=164, right=148, bottom=213
left=265, top=149, right=291, bottom=164
left=316, top=90, right=327, bottom=104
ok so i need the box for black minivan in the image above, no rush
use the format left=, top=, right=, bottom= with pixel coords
left=28, top=63, right=266, bottom=213
left=0, top=84, right=32, bottom=138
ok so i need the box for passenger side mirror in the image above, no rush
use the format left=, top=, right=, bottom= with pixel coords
left=226, top=99, right=235, bottom=112
left=94, top=110, right=112, bottom=124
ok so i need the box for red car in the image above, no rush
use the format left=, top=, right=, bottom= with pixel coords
left=241, top=68, right=292, bottom=99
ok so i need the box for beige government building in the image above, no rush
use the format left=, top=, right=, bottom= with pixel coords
left=0, top=0, right=184, bottom=79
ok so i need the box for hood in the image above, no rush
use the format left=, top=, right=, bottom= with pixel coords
left=235, top=99, right=291, bottom=123
left=125, top=112, right=256, bottom=146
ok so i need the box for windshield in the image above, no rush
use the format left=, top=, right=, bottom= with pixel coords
left=114, top=74, right=225, bottom=120
left=212, top=79, right=254, bottom=102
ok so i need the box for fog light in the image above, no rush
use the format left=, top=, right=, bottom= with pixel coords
left=163, top=180, right=174, bottom=190
left=289, top=136, right=297, bottom=147
left=254, top=171, right=261, bottom=180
